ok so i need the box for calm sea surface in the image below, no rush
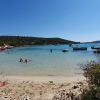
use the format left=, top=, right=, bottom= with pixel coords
left=0, top=43, right=99, bottom=76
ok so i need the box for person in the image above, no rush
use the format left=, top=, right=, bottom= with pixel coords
left=25, top=59, right=28, bottom=63
left=50, top=49, right=52, bottom=53
left=19, top=58, right=23, bottom=62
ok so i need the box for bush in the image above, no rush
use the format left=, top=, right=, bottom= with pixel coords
left=82, top=61, right=100, bottom=86
left=81, top=86, right=100, bottom=100
left=81, top=61, right=100, bottom=100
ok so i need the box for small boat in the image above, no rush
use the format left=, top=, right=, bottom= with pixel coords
left=4, top=44, right=14, bottom=49
left=91, top=46, right=100, bottom=49
left=0, top=44, right=14, bottom=51
left=93, top=49, right=100, bottom=53
left=73, top=47, right=87, bottom=51
left=0, top=46, right=6, bottom=50
left=62, top=49, right=68, bottom=52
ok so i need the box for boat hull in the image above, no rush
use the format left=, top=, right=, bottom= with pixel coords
left=73, top=47, right=87, bottom=51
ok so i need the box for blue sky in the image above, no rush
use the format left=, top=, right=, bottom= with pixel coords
left=0, top=0, right=100, bottom=42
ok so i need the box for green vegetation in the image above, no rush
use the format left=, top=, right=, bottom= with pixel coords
left=81, top=61, right=100, bottom=100
left=0, top=36, right=77, bottom=46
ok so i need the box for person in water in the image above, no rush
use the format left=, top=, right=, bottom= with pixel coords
left=50, top=49, right=52, bottom=53
left=19, top=58, right=23, bottom=62
left=19, top=58, right=31, bottom=63
left=25, top=59, right=28, bottom=63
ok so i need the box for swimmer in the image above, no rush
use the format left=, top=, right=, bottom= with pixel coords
left=50, top=49, right=52, bottom=53
left=19, top=58, right=23, bottom=62
left=25, top=59, right=28, bottom=63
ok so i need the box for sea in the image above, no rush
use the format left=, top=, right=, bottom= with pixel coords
left=0, top=43, right=99, bottom=76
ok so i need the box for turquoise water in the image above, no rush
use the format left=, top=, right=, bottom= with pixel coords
left=0, top=43, right=99, bottom=76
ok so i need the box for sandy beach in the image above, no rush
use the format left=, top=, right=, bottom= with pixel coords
left=4, top=75, right=85, bottom=83
left=0, top=75, right=87, bottom=100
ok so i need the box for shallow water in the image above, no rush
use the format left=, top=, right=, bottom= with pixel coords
left=0, top=43, right=99, bottom=76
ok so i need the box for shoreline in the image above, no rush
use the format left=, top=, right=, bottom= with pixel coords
left=1, top=74, right=85, bottom=83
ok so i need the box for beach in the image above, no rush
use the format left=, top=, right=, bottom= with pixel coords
left=0, top=44, right=97, bottom=99
left=0, top=75, right=87, bottom=100
left=0, top=0, right=100, bottom=99
left=0, top=44, right=98, bottom=99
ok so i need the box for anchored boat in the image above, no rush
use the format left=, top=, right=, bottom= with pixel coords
left=91, top=46, right=100, bottom=49
left=62, top=49, right=68, bottom=52
left=73, top=47, right=87, bottom=51
left=93, top=49, right=100, bottom=53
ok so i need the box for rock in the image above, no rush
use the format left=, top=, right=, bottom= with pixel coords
left=49, top=81, right=54, bottom=85
left=72, top=85, right=79, bottom=89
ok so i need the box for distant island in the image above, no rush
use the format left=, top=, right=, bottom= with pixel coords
left=92, top=40, right=100, bottom=43
left=0, top=36, right=78, bottom=46
left=84, top=40, right=100, bottom=44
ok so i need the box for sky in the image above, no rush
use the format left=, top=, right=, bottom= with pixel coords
left=0, top=0, right=100, bottom=42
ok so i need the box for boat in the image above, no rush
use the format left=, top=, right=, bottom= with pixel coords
left=0, top=46, right=6, bottom=50
left=73, top=47, right=87, bottom=51
left=4, top=44, right=14, bottom=49
left=91, top=46, right=100, bottom=49
left=0, top=44, right=14, bottom=51
left=62, top=49, right=68, bottom=52
left=93, top=49, right=100, bottom=53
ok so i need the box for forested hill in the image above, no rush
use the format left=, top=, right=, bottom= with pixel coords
left=0, top=36, right=78, bottom=46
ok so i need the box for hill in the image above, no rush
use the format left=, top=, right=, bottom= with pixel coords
left=0, top=36, right=77, bottom=46
left=92, top=40, right=100, bottom=43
